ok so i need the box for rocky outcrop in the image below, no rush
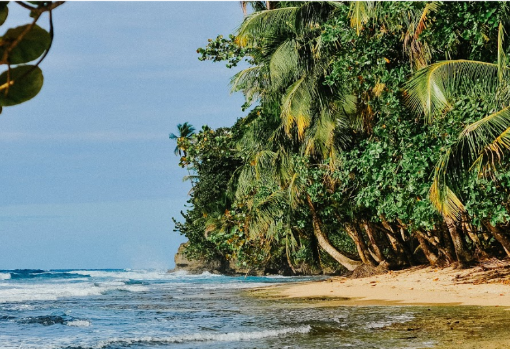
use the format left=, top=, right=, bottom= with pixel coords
left=172, top=243, right=266, bottom=275
left=172, top=243, right=225, bottom=274
left=171, top=242, right=338, bottom=276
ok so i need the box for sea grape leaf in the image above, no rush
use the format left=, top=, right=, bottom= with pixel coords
left=0, top=65, right=44, bottom=106
left=0, top=24, right=51, bottom=64
left=0, top=3, right=8, bottom=26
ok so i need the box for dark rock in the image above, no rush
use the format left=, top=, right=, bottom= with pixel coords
left=171, top=242, right=340, bottom=276
left=171, top=243, right=225, bottom=274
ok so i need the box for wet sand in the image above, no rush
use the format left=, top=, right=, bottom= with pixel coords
left=247, top=262, right=510, bottom=348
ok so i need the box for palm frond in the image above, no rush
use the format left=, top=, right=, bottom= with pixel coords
left=498, top=22, right=507, bottom=83
left=460, top=106, right=510, bottom=160
left=405, top=60, right=499, bottom=121
left=348, top=1, right=375, bottom=36
left=303, top=113, right=336, bottom=158
left=429, top=172, right=465, bottom=220
left=236, top=7, right=299, bottom=47
left=269, top=39, right=299, bottom=90
left=280, top=75, right=313, bottom=139
left=402, top=2, right=440, bottom=70
left=230, top=65, right=267, bottom=103
left=429, top=108, right=510, bottom=221
left=415, top=2, right=439, bottom=37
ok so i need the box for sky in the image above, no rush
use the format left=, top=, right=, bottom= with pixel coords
left=0, top=2, right=247, bottom=270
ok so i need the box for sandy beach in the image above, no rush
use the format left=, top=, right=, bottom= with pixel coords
left=248, top=261, right=510, bottom=349
left=269, top=263, right=510, bottom=307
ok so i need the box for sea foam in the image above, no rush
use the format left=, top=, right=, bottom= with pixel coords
left=66, top=320, right=91, bottom=327
left=0, top=272, right=11, bottom=280
left=97, top=326, right=312, bottom=348
left=0, top=281, right=148, bottom=303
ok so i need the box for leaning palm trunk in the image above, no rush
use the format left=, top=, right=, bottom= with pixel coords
left=444, top=216, right=472, bottom=267
left=484, top=221, right=510, bottom=258
left=362, top=220, right=386, bottom=265
left=344, top=222, right=376, bottom=266
left=415, top=231, right=439, bottom=265
left=379, top=217, right=411, bottom=266
left=306, top=195, right=362, bottom=271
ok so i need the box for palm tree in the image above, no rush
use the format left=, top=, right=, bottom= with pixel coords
left=403, top=22, right=510, bottom=265
left=405, top=23, right=510, bottom=221
left=169, top=122, right=195, bottom=156
left=228, top=2, right=367, bottom=271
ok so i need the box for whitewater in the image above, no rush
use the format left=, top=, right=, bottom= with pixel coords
left=0, top=269, right=434, bottom=348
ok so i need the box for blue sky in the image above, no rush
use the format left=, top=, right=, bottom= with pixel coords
left=0, top=2, right=247, bottom=269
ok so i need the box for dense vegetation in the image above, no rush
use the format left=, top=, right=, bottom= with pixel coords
left=173, top=1, right=510, bottom=275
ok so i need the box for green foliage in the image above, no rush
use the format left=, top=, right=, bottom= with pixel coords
left=0, top=1, right=64, bottom=111
left=0, top=24, right=51, bottom=64
left=197, top=34, right=253, bottom=69
left=0, top=65, right=43, bottom=106
left=174, top=1, right=510, bottom=273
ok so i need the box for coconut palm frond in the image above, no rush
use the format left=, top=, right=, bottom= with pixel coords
left=236, top=7, right=299, bottom=47
left=427, top=107, right=510, bottom=221
left=405, top=60, right=499, bottom=121
left=429, top=173, right=465, bottom=221
left=230, top=65, right=263, bottom=92
left=403, top=2, right=440, bottom=70
left=470, top=127, right=510, bottom=174
left=459, top=106, right=510, bottom=163
left=294, top=1, right=341, bottom=36
left=348, top=1, right=375, bottom=36
left=280, top=75, right=313, bottom=139
left=415, top=2, right=440, bottom=37
left=182, top=174, right=199, bottom=182
left=429, top=147, right=466, bottom=221
left=169, top=122, right=195, bottom=156
left=304, top=114, right=336, bottom=159
left=269, top=39, right=299, bottom=90
left=230, top=65, right=267, bottom=103
left=287, top=173, right=302, bottom=210
left=253, top=149, right=278, bottom=179
left=498, top=22, right=507, bottom=83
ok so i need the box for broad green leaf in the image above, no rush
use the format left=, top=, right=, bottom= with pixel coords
left=0, top=3, right=8, bottom=26
left=0, top=65, right=44, bottom=106
left=0, top=24, right=51, bottom=64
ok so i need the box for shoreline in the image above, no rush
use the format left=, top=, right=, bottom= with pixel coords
left=249, top=262, right=510, bottom=307
left=247, top=262, right=510, bottom=349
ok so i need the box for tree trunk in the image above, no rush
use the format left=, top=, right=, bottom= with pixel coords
left=439, top=225, right=457, bottom=264
left=379, top=216, right=411, bottom=266
left=362, top=220, right=386, bottom=265
left=484, top=221, right=510, bottom=258
left=444, top=216, right=472, bottom=267
left=461, top=213, right=487, bottom=259
left=415, top=231, right=439, bottom=265
left=345, top=222, right=376, bottom=266
left=306, top=195, right=362, bottom=271
left=420, top=230, right=455, bottom=264
left=285, top=238, right=297, bottom=275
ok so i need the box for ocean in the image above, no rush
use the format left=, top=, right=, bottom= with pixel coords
left=0, top=269, right=437, bottom=348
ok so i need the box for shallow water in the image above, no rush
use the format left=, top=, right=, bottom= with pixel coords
left=0, top=269, right=504, bottom=348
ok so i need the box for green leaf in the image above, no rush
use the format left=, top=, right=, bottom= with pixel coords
left=0, top=3, right=8, bottom=26
left=0, top=65, right=44, bottom=106
left=0, top=24, right=51, bottom=64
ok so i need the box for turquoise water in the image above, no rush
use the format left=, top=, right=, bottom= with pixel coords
left=0, top=269, right=436, bottom=348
